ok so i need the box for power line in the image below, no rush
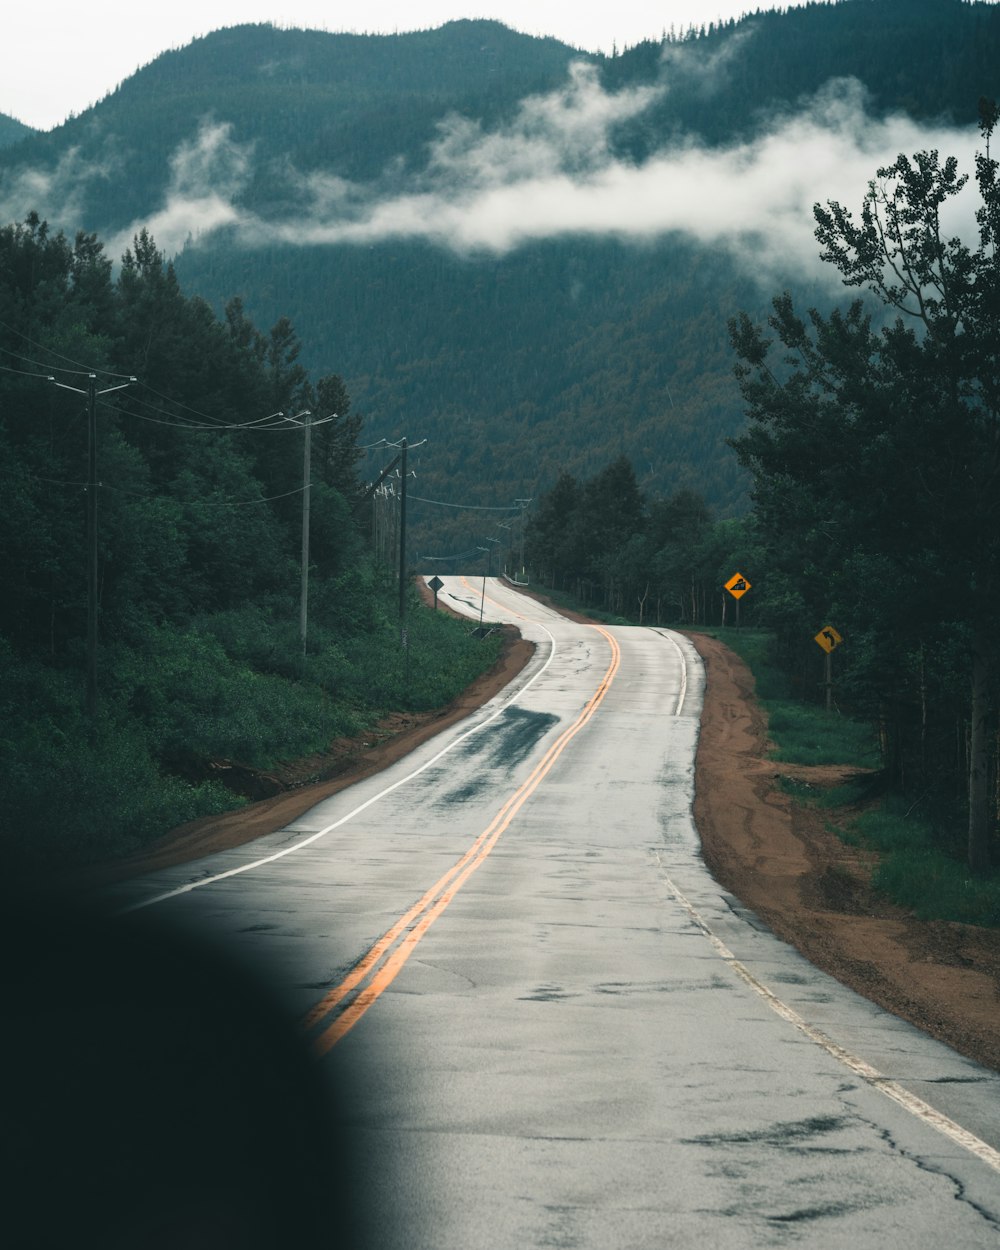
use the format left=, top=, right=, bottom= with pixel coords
left=0, top=345, right=91, bottom=378
left=101, top=481, right=309, bottom=507
left=409, top=494, right=520, bottom=512
left=0, top=319, right=134, bottom=379
left=0, top=361, right=58, bottom=380
left=419, top=548, right=484, bottom=562
left=2, top=464, right=311, bottom=510
left=115, top=393, right=337, bottom=433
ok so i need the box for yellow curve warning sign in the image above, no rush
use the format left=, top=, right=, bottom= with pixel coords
left=814, top=625, right=843, bottom=653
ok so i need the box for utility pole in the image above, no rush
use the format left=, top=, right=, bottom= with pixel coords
left=516, top=497, right=532, bottom=579
left=299, top=410, right=312, bottom=657
left=398, top=437, right=408, bottom=627
left=476, top=538, right=500, bottom=632
left=477, top=545, right=489, bottom=630
left=52, top=372, right=136, bottom=722
left=85, top=374, right=98, bottom=718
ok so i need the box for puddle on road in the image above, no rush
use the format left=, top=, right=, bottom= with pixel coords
left=458, top=706, right=560, bottom=768
left=436, top=707, right=560, bottom=807
left=682, top=1115, right=858, bottom=1155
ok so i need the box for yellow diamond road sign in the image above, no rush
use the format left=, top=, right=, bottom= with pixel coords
left=725, top=572, right=751, bottom=599
left=815, top=625, right=843, bottom=653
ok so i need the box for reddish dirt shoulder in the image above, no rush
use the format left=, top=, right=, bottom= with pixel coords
left=686, top=630, right=1000, bottom=1073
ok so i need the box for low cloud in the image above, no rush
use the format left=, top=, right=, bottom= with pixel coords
left=0, top=143, right=114, bottom=231
left=4, top=59, right=984, bottom=289
left=427, top=61, right=663, bottom=186
left=242, top=74, right=978, bottom=288
left=106, top=122, right=252, bottom=258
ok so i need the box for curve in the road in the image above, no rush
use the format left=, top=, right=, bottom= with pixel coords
left=305, top=625, right=622, bottom=1053
left=122, top=617, right=564, bottom=914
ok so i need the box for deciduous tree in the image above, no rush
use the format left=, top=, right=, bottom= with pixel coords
left=730, top=103, right=1000, bottom=871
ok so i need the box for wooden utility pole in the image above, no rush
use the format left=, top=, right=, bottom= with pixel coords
left=398, top=438, right=408, bottom=627
left=85, top=374, right=98, bottom=719
left=299, top=411, right=312, bottom=656
left=52, top=372, right=135, bottom=722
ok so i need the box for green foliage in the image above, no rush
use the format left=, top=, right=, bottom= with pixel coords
left=715, top=628, right=997, bottom=927
left=851, top=803, right=1000, bottom=928
left=763, top=702, right=879, bottom=768
left=730, top=116, right=1000, bottom=871
left=0, top=642, right=237, bottom=870
left=525, top=460, right=751, bottom=626
left=777, top=776, right=871, bottom=810
left=710, top=627, right=878, bottom=766
left=707, top=628, right=790, bottom=700
left=108, top=626, right=361, bottom=767
left=0, top=113, right=32, bottom=148
left=0, top=219, right=505, bottom=876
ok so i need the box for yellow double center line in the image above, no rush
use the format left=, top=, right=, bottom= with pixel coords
left=304, top=624, right=621, bottom=1055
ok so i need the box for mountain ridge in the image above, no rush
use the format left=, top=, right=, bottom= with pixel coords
left=1, top=4, right=998, bottom=549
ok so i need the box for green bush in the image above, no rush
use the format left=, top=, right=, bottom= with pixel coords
left=850, top=806, right=1000, bottom=926
left=0, top=673, right=235, bottom=872
left=763, top=700, right=879, bottom=768
left=0, top=565, right=509, bottom=873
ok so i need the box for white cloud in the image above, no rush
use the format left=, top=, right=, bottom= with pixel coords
left=3, top=63, right=985, bottom=290
left=0, top=144, right=114, bottom=230
left=427, top=61, right=663, bottom=185
left=107, top=121, right=252, bottom=258
left=234, top=74, right=979, bottom=289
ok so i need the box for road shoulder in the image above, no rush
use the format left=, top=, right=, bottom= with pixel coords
left=686, top=629, right=1000, bottom=1074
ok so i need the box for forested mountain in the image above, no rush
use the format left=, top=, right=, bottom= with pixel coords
left=0, top=114, right=32, bottom=149
left=0, top=21, right=582, bottom=231
left=0, top=1, right=998, bottom=559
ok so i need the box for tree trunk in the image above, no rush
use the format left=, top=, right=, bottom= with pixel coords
left=968, top=637, right=994, bottom=874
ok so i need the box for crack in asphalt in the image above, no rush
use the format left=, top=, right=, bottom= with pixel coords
left=865, top=1118, right=1000, bottom=1231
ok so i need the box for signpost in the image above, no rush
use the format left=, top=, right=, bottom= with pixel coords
left=814, top=625, right=843, bottom=711
left=428, top=574, right=444, bottom=610
left=724, top=571, right=752, bottom=629
left=725, top=572, right=751, bottom=599
left=814, top=625, right=843, bottom=654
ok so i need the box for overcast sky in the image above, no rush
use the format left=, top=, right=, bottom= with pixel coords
left=5, top=1, right=817, bottom=131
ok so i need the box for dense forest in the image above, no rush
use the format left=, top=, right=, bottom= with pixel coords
left=0, top=217, right=502, bottom=874
left=0, top=115, right=31, bottom=149
left=0, top=3, right=998, bottom=555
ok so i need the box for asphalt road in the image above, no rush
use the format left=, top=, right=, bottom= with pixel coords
left=104, top=576, right=1000, bottom=1248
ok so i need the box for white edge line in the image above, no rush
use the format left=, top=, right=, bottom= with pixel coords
left=123, top=617, right=558, bottom=912
left=655, top=853, right=1000, bottom=1175
left=650, top=627, right=689, bottom=716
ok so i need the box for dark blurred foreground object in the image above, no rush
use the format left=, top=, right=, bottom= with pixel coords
left=1, top=893, right=360, bottom=1248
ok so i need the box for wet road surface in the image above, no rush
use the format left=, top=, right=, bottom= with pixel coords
left=106, top=577, right=1000, bottom=1247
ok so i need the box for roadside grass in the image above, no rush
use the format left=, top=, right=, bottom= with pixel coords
left=701, top=626, right=999, bottom=929
left=699, top=628, right=879, bottom=769
left=851, top=803, right=1000, bottom=928
left=776, top=776, right=872, bottom=809
left=762, top=702, right=880, bottom=768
